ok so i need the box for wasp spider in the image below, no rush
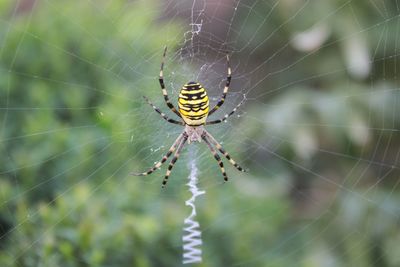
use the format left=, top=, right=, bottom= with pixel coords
left=132, top=47, right=246, bottom=187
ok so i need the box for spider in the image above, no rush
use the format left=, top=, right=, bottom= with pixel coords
left=132, top=47, right=246, bottom=187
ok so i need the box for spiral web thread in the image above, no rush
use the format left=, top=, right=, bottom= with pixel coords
left=182, top=158, right=205, bottom=264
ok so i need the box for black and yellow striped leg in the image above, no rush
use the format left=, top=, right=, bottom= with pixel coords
left=202, top=135, right=228, bottom=182
left=208, top=54, right=231, bottom=115
left=206, top=97, right=245, bottom=125
left=162, top=134, right=188, bottom=188
left=131, top=133, right=185, bottom=176
left=143, top=96, right=184, bottom=125
left=159, top=46, right=182, bottom=118
left=204, top=131, right=247, bottom=172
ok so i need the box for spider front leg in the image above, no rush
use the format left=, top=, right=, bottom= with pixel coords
left=159, top=46, right=182, bottom=118
left=162, top=133, right=188, bottom=188
left=131, top=133, right=185, bottom=176
left=208, top=54, right=231, bottom=116
left=202, top=134, right=228, bottom=182
left=204, top=131, right=246, bottom=172
left=143, top=96, right=184, bottom=125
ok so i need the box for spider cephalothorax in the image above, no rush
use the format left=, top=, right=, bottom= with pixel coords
left=184, top=125, right=204, bottom=143
left=132, top=47, right=246, bottom=187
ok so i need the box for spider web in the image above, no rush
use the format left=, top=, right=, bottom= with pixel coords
left=0, top=0, right=400, bottom=266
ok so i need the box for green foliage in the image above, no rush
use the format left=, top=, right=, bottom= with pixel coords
left=0, top=0, right=399, bottom=266
left=0, top=0, right=193, bottom=266
left=233, top=1, right=400, bottom=266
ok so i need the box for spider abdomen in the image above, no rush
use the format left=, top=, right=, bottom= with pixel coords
left=178, top=82, right=209, bottom=126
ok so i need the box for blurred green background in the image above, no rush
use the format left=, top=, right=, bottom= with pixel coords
left=1, top=0, right=400, bottom=266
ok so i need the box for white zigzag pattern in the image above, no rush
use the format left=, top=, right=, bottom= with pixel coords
left=182, top=159, right=206, bottom=264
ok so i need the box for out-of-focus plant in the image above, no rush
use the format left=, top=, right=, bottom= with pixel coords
left=1, top=0, right=399, bottom=266
left=0, top=0, right=175, bottom=197
left=0, top=1, right=290, bottom=266
left=0, top=0, right=190, bottom=265
left=233, top=0, right=400, bottom=266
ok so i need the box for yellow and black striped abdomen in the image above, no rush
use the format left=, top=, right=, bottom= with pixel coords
left=178, top=82, right=209, bottom=126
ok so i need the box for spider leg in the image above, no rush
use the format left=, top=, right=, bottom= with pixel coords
left=204, top=131, right=247, bottom=172
left=208, top=54, right=231, bottom=116
left=202, top=134, right=228, bottom=182
left=131, top=133, right=185, bottom=176
left=159, top=46, right=182, bottom=118
left=143, top=96, right=184, bottom=125
left=206, top=96, right=245, bottom=125
left=162, top=133, right=188, bottom=188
